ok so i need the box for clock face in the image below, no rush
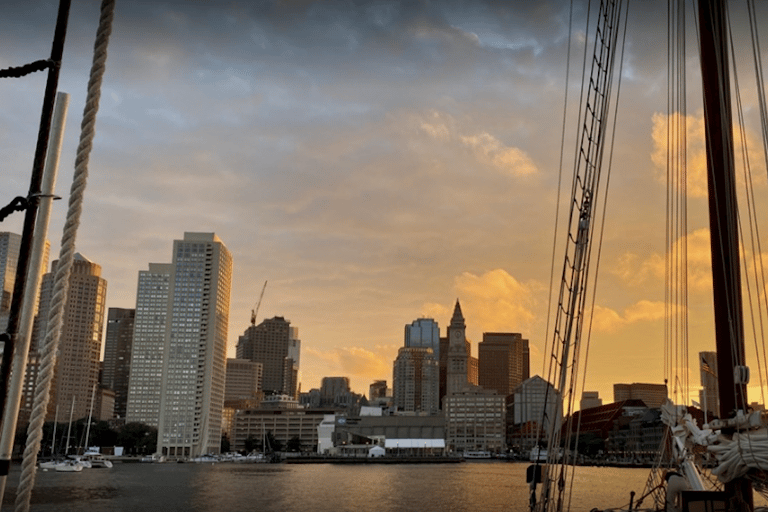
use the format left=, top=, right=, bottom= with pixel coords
left=452, top=330, right=462, bottom=339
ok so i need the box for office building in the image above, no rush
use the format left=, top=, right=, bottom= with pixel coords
left=102, top=307, right=135, bottom=419
left=125, top=263, right=172, bottom=426
left=157, top=233, right=232, bottom=457
left=392, top=347, right=439, bottom=414
left=0, top=232, right=21, bottom=313
left=613, top=382, right=668, bottom=408
left=236, top=316, right=301, bottom=398
left=30, top=254, right=107, bottom=422
left=126, top=233, right=232, bottom=458
left=478, top=332, right=529, bottom=397
left=580, top=391, right=603, bottom=410
left=444, top=386, right=506, bottom=454
left=405, top=318, right=440, bottom=359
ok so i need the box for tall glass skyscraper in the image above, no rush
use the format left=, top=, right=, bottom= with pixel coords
left=127, top=233, right=232, bottom=458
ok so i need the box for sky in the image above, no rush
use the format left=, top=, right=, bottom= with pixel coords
left=2, top=0, right=768, bottom=407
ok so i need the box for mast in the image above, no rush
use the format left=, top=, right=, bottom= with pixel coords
left=697, top=0, right=752, bottom=507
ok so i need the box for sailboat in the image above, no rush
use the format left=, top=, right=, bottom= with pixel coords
left=530, top=0, right=768, bottom=510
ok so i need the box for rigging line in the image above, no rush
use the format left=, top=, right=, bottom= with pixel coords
left=0, top=59, right=54, bottom=79
left=543, top=0, right=578, bottom=380
left=745, top=0, right=768, bottom=408
left=729, top=10, right=768, bottom=413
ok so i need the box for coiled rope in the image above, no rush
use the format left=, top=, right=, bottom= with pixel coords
left=14, top=1, right=115, bottom=510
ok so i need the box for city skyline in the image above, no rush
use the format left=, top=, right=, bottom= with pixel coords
left=4, top=1, right=768, bottom=405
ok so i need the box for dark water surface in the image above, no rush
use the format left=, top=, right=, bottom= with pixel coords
left=0, top=461, right=659, bottom=511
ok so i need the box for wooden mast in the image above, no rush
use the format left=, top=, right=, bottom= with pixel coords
left=697, top=0, right=752, bottom=507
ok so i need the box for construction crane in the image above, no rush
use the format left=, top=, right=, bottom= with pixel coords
left=250, top=280, right=267, bottom=326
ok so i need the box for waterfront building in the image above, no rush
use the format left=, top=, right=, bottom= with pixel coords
left=507, top=375, right=561, bottom=453
left=444, top=386, right=506, bottom=454
left=25, top=254, right=107, bottom=422
left=125, top=263, right=172, bottom=426
left=580, top=391, right=603, bottom=410
left=478, top=332, right=529, bottom=397
left=232, top=407, right=335, bottom=453
left=405, top=318, right=440, bottom=359
left=125, top=233, right=232, bottom=458
left=613, top=382, right=668, bottom=408
left=392, top=347, right=439, bottom=414
left=236, top=316, right=301, bottom=398
left=102, top=307, right=135, bottom=419
left=157, top=233, right=232, bottom=458
left=699, top=351, right=719, bottom=419
left=326, top=413, right=446, bottom=456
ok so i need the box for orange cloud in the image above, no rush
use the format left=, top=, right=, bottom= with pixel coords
left=590, top=300, right=668, bottom=333
left=453, top=268, right=540, bottom=333
left=651, top=112, right=766, bottom=199
left=460, top=132, right=538, bottom=176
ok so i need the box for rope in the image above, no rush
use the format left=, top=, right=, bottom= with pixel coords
left=14, top=1, right=115, bottom=510
left=0, top=59, right=54, bottom=79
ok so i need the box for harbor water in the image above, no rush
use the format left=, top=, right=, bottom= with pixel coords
left=1, top=461, right=654, bottom=511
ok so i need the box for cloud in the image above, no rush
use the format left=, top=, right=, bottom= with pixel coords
left=454, top=269, right=540, bottom=333
left=460, top=132, right=538, bottom=176
left=302, top=345, right=394, bottom=390
left=418, top=110, right=539, bottom=177
left=651, top=112, right=766, bottom=199
left=590, top=300, right=667, bottom=333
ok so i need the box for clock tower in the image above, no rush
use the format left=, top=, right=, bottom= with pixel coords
left=446, top=299, right=468, bottom=396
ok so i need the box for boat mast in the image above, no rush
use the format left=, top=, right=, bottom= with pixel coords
left=697, top=0, right=752, bottom=507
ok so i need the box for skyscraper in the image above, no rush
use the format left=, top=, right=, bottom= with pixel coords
left=126, top=263, right=172, bottom=426
left=30, top=254, right=107, bottom=422
left=478, top=332, right=530, bottom=397
left=102, top=307, right=135, bottom=419
left=0, top=232, right=21, bottom=314
left=126, top=233, right=232, bottom=458
left=158, top=233, right=232, bottom=457
left=446, top=300, right=468, bottom=396
left=404, top=318, right=440, bottom=358
left=236, top=316, right=301, bottom=398
left=393, top=347, right=439, bottom=414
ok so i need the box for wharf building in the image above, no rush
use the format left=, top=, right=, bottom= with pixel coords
left=324, top=410, right=446, bottom=457
left=231, top=406, right=337, bottom=453
left=23, top=254, right=107, bottom=423
left=444, top=386, right=506, bottom=454
left=613, top=382, right=668, bottom=408
left=506, top=375, right=561, bottom=454
left=236, top=316, right=301, bottom=398
left=102, top=307, right=135, bottom=419
left=478, top=332, right=529, bottom=397
left=125, top=233, right=233, bottom=458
